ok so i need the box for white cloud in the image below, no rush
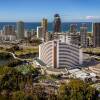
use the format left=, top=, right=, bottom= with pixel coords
left=86, top=16, right=100, bottom=19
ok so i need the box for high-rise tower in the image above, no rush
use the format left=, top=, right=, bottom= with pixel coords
left=53, top=14, right=61, bottom=33
left=41, top=18, right=48, bottom=41
left=80, top=23, right=88, bottom=48
left=93, top=23, right=100, bottom=47
left=16, top=21, right=24, bottom=39
left=70, top=24, right=77, bottom=34
left=41, top=18, right=48, bottom=33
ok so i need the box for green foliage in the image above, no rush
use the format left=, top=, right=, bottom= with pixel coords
left=50, top=74, right=61, bottom=79
left=58, top=79, right=99, bottom=100
left=0, top=66, right=99, bottom=100
left=83, top=48, right=100, bottom=56
left=6, top=45, right=20, bottom=53
left=0, top=69, right=20, bottom=92
left=15, top=47, right=39, bottom=56
left=15, top=65, right=39, bottom=75
left=0, top=66, right=12, bottom=75
left=12, top=91, right=26, bottom=100
left=30, top=38, right=42, bottom=46
left=7, top=59, right=23, bottom=67
left=0, top=52, right=13, bottom=60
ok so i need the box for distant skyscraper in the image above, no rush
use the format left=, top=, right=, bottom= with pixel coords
left=80, top=24, right=88, bottom=48
left=41, top=18, right=48, bottom=33
left=53, top=14, right=61, bottom=33
left=41, top=18, right=48, bottom=41
left=93, top=23, right=100, bottom=47
left=3, top=25, right=15, bottom=35
left=1, top=25, right=16, bottom=41
left=16, top=21, right=24, bottom=39
left=69, top=24, right=79, bottom=46
left=70, top=24, right=77, bottom=34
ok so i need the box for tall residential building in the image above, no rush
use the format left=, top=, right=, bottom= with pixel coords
left=70, top=24, right=77, bottom=34
left=53, top=14, right=61, bottom=33
left=69, top=24, right=79, bottom=45
left=39, top=40, right=83, bottom=68
left=16, top=21, right=24, bottom=39
left=41, top=18, right=48, bottom=33
left=93, top=23, right=100, bottom=47
left=80, top=24, right=88, bottom=48
left=3, top=25, right=15, bottom=35
left=41, top=18, right=48, bottom=41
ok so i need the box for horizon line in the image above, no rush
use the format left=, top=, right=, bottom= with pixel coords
left=0, top=21, right=93, bottom=23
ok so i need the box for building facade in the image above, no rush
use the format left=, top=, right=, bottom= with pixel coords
left=70, top=24, right=77, bottom=34
left=16, top=21, right=25, bottom=39
left=3, top=25, right=15, bottom=35
left=41, top=18, right=48, bottom=42
left=80, top=26, right=88, bottom=48
left=39, top=40, right=83, bottom=68
left=70, top=34, right=80, bottom=46
left=0, top=25, right=16, bottom=41
left=53, top=14, right=61, bottom=33
left=37, top=26, right=44, bottom=40
left=24, top=30, right=31, bottom=38
left=93, top=23, right=100, bottom=47
left=41, top=18, right=48, bottom=33
left=31, top=29, right=36, bottom=36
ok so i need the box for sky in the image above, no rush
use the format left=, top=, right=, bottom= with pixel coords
left=0, top=0, right=100, bottom=22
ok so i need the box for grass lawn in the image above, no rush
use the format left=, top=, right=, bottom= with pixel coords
left=15, top=47, right=39, bottom=56
left=0, top=66, right=13, bottom=79
left=0, top=66, right=12, bottom=75
left=83, top=48, right=100, bottom=54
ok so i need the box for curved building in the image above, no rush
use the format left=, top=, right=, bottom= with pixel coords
left=39, top=40, right=83, bottom=68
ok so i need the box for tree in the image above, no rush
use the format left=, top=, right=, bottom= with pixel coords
left=12, top=91, right=25, bottom=100
left=57, top=79, right=99, bottom=100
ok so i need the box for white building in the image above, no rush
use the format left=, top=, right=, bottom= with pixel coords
left=55, top=33, right=71, bottom=44
left=39, top=40, right=83, bottom=68
left=24, top=30, right=31, bottom=38
left=0, top=35, right=16, bottom=41
left=68, top=68, right=96, bottom=81
left=0, top=25, right=16, bottom=41
left=31, top=29, right=35, bottom=36
left=37, top=26, right=44, bottom=40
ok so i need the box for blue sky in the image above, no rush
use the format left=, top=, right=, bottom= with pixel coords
left=0, top=0, right=100, bottom=22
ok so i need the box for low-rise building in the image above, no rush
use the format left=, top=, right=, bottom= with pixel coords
left=68, top=68, right=96, bottom=81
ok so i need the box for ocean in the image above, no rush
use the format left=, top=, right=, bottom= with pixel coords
left=0, top=22, right=92, bottom=32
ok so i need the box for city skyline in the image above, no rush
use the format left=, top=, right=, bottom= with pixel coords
left=0, top=0, right=100, bottom=22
